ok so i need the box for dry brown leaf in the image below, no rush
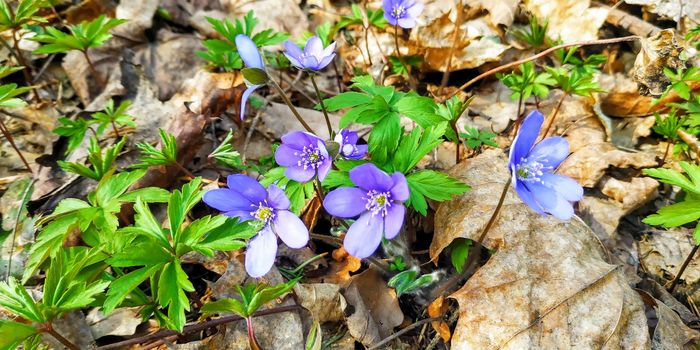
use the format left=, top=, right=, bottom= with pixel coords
left=637, top=289, right=700, bottom=349
left=625, top=0, right=700, bottom=24
left=86, top=307, right=142, bottom=339
left=639, top=229, right=700, bottom=299
left=467, top=0, right=520, bottom=27
left=524, top=0, right=609, bottom=42
left=341, top=267, right=404, bottom=347
left=631, top=29, right=687, bottom=97
left=468, top=81, right=520, bottom=133
left=325, top=247, right=361, bottom=283
left=432, top=151, right=650, bottom=349
left=293, top=283, right=346, bottom=323
left=427, top=296, right=451, bottom=342
left=598, top=73, right=658, bottom=117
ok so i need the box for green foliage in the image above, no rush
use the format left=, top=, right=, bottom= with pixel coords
left=58, top=136, right=126, bottom=180
left=0, top=82, right=30, bottom=110
left=0, top=65, right=24, bottom=79
left=196, top=11, right=288, bottom=70
left=90, top=99, right=135, bottom=135
left=335, top=4, right=387, bottom=31
left=510, top=16, right=549, bottom=49
left=658, top=66, right=700, bottom=101
left=387, top=267, right=439, bottom=296
left=22, top=170, right=169, bottom=282
left=553, top=46, right=607, bottom=74
left=545, top=66, right=604, bottom=97
left=53, top=117, right=90, bottom=154
left=0, top=0, right=47, bottom=31
left=461, top=126, right=497, bottom=150
left=32, top=15, right=127, bottom=54
left=209, top=129, right=244, bottom=170
left=389, top=55, right=422, bottom=76
left=643, top=162, right=700, bottom=244
left=652, top=110, right=683, bottom=142
left=136, top=129, right=178, bottom=168
left=406, top=170, right=470, bottom=216
left=449, top=238, right=472, bottom=273
left=105, top=178, right=257, bottom=331
left=260, top=167, right=315, bottom=215
left=437, top=96, right=473, bottom=142
left=497, top=61, right=555, bottom=101
left=200, top=278, right=299, bottom=318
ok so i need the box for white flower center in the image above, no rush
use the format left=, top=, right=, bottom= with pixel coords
left=515, top=157, right=552, bottom=183
left=392, top=5, right=406, bottom=18
left=295, top=144, right=326, bottom=170
left=251, top=202, right=275, bottom=224
left=364, top=190, right=392, bottom=217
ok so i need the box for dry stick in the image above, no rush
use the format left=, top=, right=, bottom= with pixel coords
left=268, top=78, right=315, bottom=134
left=45, top=323, right=80, bottom=350
left=668, top=244, right=699, bottom=292
left=331, top=60, right=343, bottom=93
left=96, top=305, right=300, bottom=350
left=0, top=116, right=32, bottom=173
left=444, top=36, right=640, bottom=101
left=541, top=91, right=569, bottom=138
left=310, top=74, right=333, bottom=137
left=367, top=317, right=441, bottom=350
left=81, top=50, right=106, bottom=88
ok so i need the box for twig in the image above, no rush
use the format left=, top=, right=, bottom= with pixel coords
left=173, top=161, right=195, bottom=179
left=96, top=305, right=300, bottom=350
left=668, top=244, right=699, bottom=292
left=444, top=36, right=640, bottom=101
left=439, top=1, right=463, bottom=89
left=367, top=317, right=441, bottom=350
left=310, top=74, right=333, bottom=137
left=0, top=115, right=32, bottom=173
left=82, top=49, right=106, bottom=88
left=541, top=92, right=568, bottom=137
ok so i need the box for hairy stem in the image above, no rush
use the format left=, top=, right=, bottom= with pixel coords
left=445, top=35, right=640, bottom=101
left=309, top=74, right=333, bottom=137
left=668, top=244, right=699, bottom=292
left=268, top=79, right=315, bottom=134
left=393, top=25, right=415, bottom=89
left=45, top=323, right=80, bottom=350
left=0, top=115, right=32, bottom=173
left=542, top=92, right=568, bottom=138
left=82, top=50, right=106, bottom=88
left=660, top=141, right=672, bottom=165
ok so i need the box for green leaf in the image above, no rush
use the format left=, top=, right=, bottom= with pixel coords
left=192, top=217, right=258, bottom=256
left=157, top=261, right=194, bottom=332
left=643, top=162, right=700, bottom=196
left=103, top=264, right=163, bottom=314
left=450, top=238, right=472, bottom=273
left=108, top=241, right=172, bottom=267
left=643, top=199, right=700, bottom=228
left=322, top=92, right=373, bottom=112
left=368, top=113, right=401, bottom=165
left=242, top=67, right=269, bottom=85
left=33, top=15, right=127, bottom=54
left=0, top=320, right=38, bottom=350
left=406, top=170, right=469, bottom=215
left=0, top=278, right=43, bottom=323
left=395, top=95, right=444, bottom=128
left=201, top=298, right=248, bottom=317
left=391, top=124, right=447, bottom=174
left=168, top=178, right=203, bottom=246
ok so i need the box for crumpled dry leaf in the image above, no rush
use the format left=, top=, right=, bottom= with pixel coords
left=578, top=176, right=659, bottom=239
left=433, top=150, right=650, bottom=349
left=44, top=310, right=95, bottom=349
left=113, top=0, right=159, bottom=40
left=636, top=290, right=700, bottom=349
left=342, top=267, right=404, bottom=347
left=598, top=73, right=658, bottom=118
left=639, top=229, right=700, bottom=299
left=427, top=296, right=451, bottom=342
left=467, top=0, right=520, bottom=27
left=323, top=247, right=362, bottom=284
left=293, top=283, right=346, bottom=323
left=524, top=0, right=609, bottom=42
left=631, top=29, right=687, bottom=97
left=625, top=0, right=700, bottom=25
left=468, top=81, right=520, bottom=133
left=86, top=307, right=142, bottom=339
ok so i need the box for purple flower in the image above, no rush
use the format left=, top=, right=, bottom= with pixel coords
left=323, top=163, right=408, bottom=258
left=334, top=129, right=368, bottom=159
left=383, top=0, right=423, bottom=29
left=275, top=131, right=332, bottom=183
left=284, top=36, right=336, bottom=71
left=509, top=111, right=583, bottom=220
left=202, top=175, right=309, bottom=277
left=235, top=34, right=265, bottom=120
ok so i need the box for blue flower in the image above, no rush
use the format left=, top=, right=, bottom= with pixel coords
left=383, top=0, right=423, bottom=29
left=509, top=111, right=583, bottom=220
left=235, top=34, right=265, bottom=120
left=284, top=36, right=336, bottom=71
left=334, top=129, right=367, bottom=159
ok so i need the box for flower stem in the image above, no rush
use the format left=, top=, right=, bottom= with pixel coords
left=313, top=176, right=325, bottom=202
left=173, top=161, right=195, bottom=179
left=110, top=120, right=121, bottom=138
left=0, top=115, right=32, bottom=173
left=660, top=141, right=673, bottom=165
left=45, top=323, right=80, bottom=350
left=246, top=317, right=263, bottom=350
left=541, top=91, right=568, bottom=138
left=668, top=244, right=699, bottom=293
left=82, top=49, right=106, bottom=88
left=309, top=74, right=333, bottom=138
left=393, top=25, right=415, bottom=89
left=268, top=78, right=315, bottom=134
left=451, top=120, right=460, bottom=163
left=512, top=95, right=524, bottom=135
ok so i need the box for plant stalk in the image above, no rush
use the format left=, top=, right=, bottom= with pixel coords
left=110, top=120, right=121, bottom=138
left=451, top=120, right=460, bottom=163
left=45, top=323, right=80, bottom=350
left=393, top=25, right=415, bottom=89
left=173, top=161, right=195, bottom=179
left=268, top=79, right=315, bottom=134
left=541, top=92, right=568, bottom=138
left=668, top=244, right=699, bottom=292
left=82, top=50, right=106, bottom=88
left=0, top=116, right=32, bottom=173
left=246, top=317, right=263, bottom=350
left=309, top=74, right=333, bottom=137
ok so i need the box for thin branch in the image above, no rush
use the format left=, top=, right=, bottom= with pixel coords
left=0, top=115, right=32, bottom=173
left=310, top=73, right=333, bottom=137
left=367, top=317, right=441, bottom=350
left=668, top=244, right=699, bottom=292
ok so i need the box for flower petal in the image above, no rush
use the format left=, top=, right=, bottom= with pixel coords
left=541, top=173, right=583, bottom=202
left=245, top=227, right=277, bottom=277
left=528, top=136, right=570, bottom=169
left=301, top=55, right=319, bottom=70
left=284, top=166, right=315, bottom=183
left=384, top=204, right=405, bottom=239
left=321, top=42, right=336, bottom=60
left=267, top=184, right=290, bottom=210
left=389, top=172, right=409, bottom=201
left=227, top=174, right=267, bottom=203
left=348, top=144, right=368, bottom=159
left=317, top=160, right=332, bottom=181
left=281, top=131, right=315, bottom=149
left=283, top=40, right=303, bottom=60
left=223, top=210, right=254, bottom=222
left=509, top=110, right=544, bottom=169
left=284, top=53, right=304, bottom=70
left=235, top=34, right=264, bottom=69
left=513, top=177, right=545, bottom=216
left=344, top=212, right=383, bottom=258
left=240, top=84, right=261, bottom=120
left=407, top=2, right=423, bottom=17
left=316, top=53, right=335, bottom=71
left=203, top=188, right=253, bottom=212
left=526, top=181, right=574, bottom=220
left=304, top=36, right=324, bottom=57
left=273, top=210, right=309, bottom=248
left=349, top=163, right=393, bottom=191
left=323, top=187, right=366, bottom=218
left=275, top=144, right=300, bottom=167
left=397, top=17, right=416, bottom=28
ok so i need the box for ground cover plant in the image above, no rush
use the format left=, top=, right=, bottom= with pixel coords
left=0, top=0, right=699, bottom=349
